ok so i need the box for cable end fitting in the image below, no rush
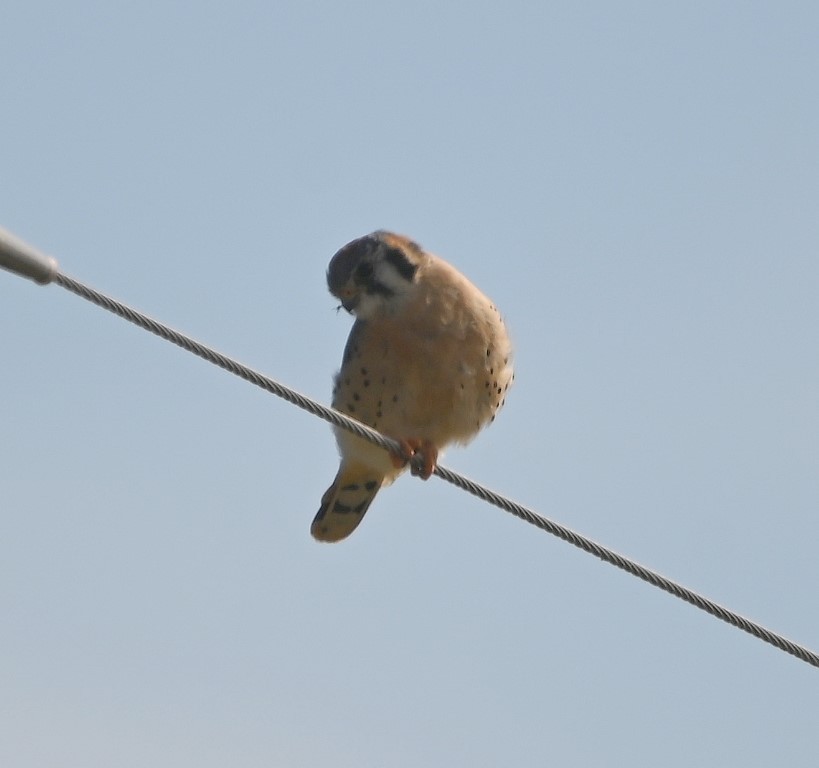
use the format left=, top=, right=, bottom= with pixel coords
left=0, top=226, right=60, bottom=285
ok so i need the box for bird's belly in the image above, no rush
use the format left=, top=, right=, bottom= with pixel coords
left=334, top=326, right=511, bottom=450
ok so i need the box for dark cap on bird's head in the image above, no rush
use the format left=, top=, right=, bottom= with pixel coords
left=326, top=234, right=380, bottom=303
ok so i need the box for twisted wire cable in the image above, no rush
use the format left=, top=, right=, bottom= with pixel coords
left=49, top=271, right=819, bottom=670
left=2, top=229, right=816, bottom=668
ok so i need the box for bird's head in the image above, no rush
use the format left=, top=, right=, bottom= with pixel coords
left=327, top=231, right=425, bottom=319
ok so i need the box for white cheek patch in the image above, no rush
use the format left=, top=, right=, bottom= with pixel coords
left=351, top=258, right=415, bottom=319
left=354, top=292, right=386, bottom=319
left=374, top=261, right=413, bottom=296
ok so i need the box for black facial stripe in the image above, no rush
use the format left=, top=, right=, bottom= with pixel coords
left=383, top=246, right=418, bottom=282
left=354, top=261, right=374, bottom=281
left=367, top=280, right=395, bottom=298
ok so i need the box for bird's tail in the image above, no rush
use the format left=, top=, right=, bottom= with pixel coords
left=311, top=464, right=384, bottom=542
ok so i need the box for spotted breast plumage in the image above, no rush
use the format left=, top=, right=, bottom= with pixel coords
left=311, top=230, right=514, bottom=542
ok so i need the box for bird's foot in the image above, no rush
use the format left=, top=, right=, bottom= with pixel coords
left=389, top=437, right=438, bottom=480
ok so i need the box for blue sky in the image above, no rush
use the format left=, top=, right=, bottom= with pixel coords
left=2, top=2, right=818, bottom=766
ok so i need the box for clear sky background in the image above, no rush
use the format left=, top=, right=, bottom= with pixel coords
left=2, top=2, right=818, bottom=766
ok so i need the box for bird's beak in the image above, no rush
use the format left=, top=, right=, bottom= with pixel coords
left=336, top=285, right=359, bottom=313
left=340, top=295, right=359, bottom=313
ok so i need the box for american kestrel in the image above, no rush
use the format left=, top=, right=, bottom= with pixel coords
left=312, top=231, right=514, bottom=542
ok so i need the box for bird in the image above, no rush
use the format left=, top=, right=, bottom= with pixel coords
left=311, top=230, right=514, bottom=542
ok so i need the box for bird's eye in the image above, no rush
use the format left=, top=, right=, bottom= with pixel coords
left=354, top=262, right=374, bottom=282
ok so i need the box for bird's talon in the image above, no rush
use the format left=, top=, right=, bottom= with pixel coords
left=388, top=437, right=437, bottom=479
left=389, top=437, right=418, bottom=469
left=409, top=439, right=438, bottom=480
